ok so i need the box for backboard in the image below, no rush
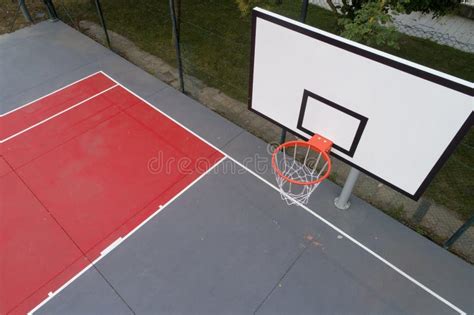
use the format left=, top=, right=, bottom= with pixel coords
left=248, top=8, right=473, bottom=199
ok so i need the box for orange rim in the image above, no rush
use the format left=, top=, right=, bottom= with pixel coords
left=271, top=140, right=332, bottom=186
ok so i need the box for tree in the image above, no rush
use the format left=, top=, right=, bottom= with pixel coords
left=338, top=0, right=401, bottom=48
left=235, top=0, right=462, bottom=49
left=235, top=0, right=280, bottom=15
left=329, top=0, right=461, bottom=48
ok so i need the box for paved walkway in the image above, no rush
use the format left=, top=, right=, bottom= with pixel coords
left=310, top=0, right=474, bottom=53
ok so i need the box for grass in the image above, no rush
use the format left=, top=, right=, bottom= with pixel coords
left=46, top=0, right=474, bottom=219
left=0, top=0, right=49, bottom=34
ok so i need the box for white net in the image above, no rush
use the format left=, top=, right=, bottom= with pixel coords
left=273, top=142, right=330, bottom=205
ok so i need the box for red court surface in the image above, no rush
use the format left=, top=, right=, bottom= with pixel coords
left=0, top=72, right=224, bottom=314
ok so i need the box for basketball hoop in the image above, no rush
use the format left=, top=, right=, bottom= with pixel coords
left=272, top=135, right=332, bottom=205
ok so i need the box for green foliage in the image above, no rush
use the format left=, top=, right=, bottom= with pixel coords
left=234, top=0, right=460, bottom=48
left=234, top=0, right=268, bottom=15
left=336, top=0, right=460, bottom=19
left=233, top=0, right=461, bottom=48
left=401, top=0, right=461, bottom=16
left=339, top=1, right=400, bottom=48
left=330, top=0, right=461, bottom=48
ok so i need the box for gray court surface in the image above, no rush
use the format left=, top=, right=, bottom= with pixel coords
left=2, top=21, right=473, bottom=315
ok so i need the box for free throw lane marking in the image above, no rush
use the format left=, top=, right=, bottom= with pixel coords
left=0, top=85, right=118, bottom=143
left=101, top=71, right=465, bottom=315
left=28, top=157, right=226, bottom=314
left=0, top=72, right=106, bottom=117
left=25, top=71, right=464, bottom=315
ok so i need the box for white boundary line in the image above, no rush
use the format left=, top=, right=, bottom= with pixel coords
left=28, top=158, right=225, bottom=314
left=0, top=84, right=118, bottom=143
left=26, top=71, right=464, bottom=315
left=100, top=72, right=465, bottom=315
left=229, top=160, right=467, bottom=315
left=0, top=71, right=104, bottom=118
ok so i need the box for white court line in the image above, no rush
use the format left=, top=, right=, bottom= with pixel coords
left=0, top=84, right=118, bottom=143
left=28, top=157, right=226, bottom=314
left=228, top=158, right=467, bottom=315
left=0, top=71, right=105, bottom=117
left=28, top=71, right=465, bottom=315
left=100, top=237, right=123, bottom=256
left=100, top=72, right=465, bottom=315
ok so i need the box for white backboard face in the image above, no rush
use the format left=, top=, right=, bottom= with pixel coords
left=248, top=8, right=474, bottom=199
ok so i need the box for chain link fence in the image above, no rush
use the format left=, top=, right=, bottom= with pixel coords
left=2, top=0, right=473, bottom=262
left=393, top=21, right=474, bottom=53
left=309, top=0, right=474, bottom=53
left=0, top=0, right=52, bottom=34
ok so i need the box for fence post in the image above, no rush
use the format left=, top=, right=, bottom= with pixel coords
left=19, top=0, right=33, bottom=23
left=168, top=0, right=185, bottom=93
left=279, top=0, right=310, bottom=144
left=94, top=0, right=111, bottom=49
left=43, top=0, right=58, bottom=21
left=300, top=0, right=309, bottom=21
left=443, top=216, right=474, bottom=249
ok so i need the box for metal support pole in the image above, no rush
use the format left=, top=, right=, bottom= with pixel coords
left=43, top=0, right=58, bottom=21
left=168, top=0, right=185, bottom=93
left=94, top=0, right=111, bottom=49
left=19, top=0, right=33, bottom=23
left=279, top=130, right=287, bottom=144
left=334, top=167, right=360, bottom=210
left=443, top=216, right=474, bottom=249
left=279, top=0, right=309, bottom=144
